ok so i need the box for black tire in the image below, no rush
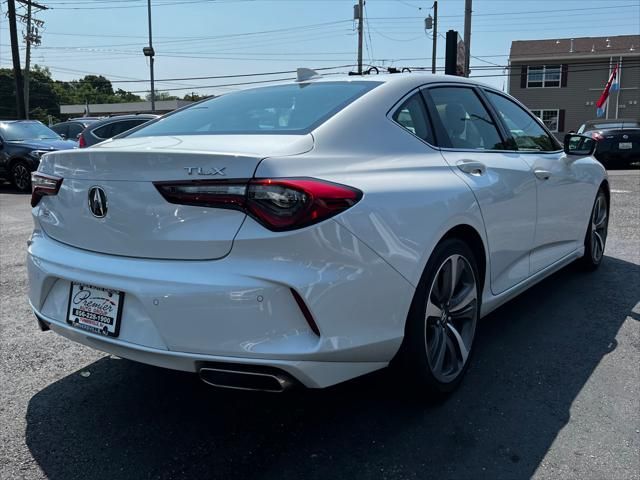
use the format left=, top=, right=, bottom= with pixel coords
left=580, top=188, right=609, bottom=270
left=11, top=160, right=32, bottom=192
left=398, top=238, right=481, bottom=396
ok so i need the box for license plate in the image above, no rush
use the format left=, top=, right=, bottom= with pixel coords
left=619, top=142, right=632, bottom=149
left=67, top=283, right=124, bottom=337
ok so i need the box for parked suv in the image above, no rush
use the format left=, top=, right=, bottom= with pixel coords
left=0, top=120, right=76, bottom=191
left=51, top=118, right=99, bottom=142
left=78, top=114, right=158, bottom=148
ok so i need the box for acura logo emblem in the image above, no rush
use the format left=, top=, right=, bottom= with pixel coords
left=88, top=187, right=108, bottom=218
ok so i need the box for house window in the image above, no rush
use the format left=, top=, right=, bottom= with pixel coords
left=530, top=109, right=560, bottom=132
left=527, top=65, right=561, bottom=88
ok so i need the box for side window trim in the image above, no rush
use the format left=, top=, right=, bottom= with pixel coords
left=421, top=84, right=509, bottom=152
left=481, top=88, right=562, bottom=153
left=387, top=88, right=438, bottom=149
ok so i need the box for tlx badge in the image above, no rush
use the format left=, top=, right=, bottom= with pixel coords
left=184, top=166, right=226, bottom=176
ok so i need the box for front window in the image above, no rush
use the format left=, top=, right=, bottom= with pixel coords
left=527, top=65, right=561, bottom=88
left=128, top=82, right=380, bottom=137
left=489, top=94, right=558, bottom=152
left=530, top=109, right=560, bottom=133
left=0, top=121, right=61, bottom=141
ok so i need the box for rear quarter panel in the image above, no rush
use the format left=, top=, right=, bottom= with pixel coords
left=255, top=107, right=488, bottom=289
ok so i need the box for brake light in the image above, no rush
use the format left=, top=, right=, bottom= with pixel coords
left=591, top=131, right=604, bottom=141
left=78, top=133, right=86, bottom=148
left=31, top=172, right=63, bottom=207
left=154, top=178, right=362, bottom=231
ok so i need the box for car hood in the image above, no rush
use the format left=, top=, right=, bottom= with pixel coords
left=7, top=139, right=77, bottom=150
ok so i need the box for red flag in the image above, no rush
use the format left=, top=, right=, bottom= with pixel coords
left=596, top=64, right=619, bottom=117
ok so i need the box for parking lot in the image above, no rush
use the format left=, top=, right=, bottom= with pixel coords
left=0, top=170, right=638, bottom=480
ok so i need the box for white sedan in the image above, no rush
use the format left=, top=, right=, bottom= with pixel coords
left=27, top=72, right=607, bottom=394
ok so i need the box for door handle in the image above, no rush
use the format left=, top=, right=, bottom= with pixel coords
left=456, top=160, right=486, bottom=176
left=534, top=168, right=551, bottom=180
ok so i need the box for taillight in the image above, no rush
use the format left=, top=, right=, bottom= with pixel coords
left=31, top=172, right=63, bottom=207
left=591, top=131, right=604, bottom=141
left=154, top=178, right=362, bottom=231
left=78, top=133, right=86, bottom=148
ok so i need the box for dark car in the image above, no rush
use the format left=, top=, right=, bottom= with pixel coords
left=51, top=118, right=99, bottom=142
left=78, top=114, right=158, bottom=148
left=0, top=120, right=77, bottom=192
left=577, top=118, right=640, bottom=168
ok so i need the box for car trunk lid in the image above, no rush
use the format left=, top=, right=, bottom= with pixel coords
left=35, top=134, right=313, bottom=260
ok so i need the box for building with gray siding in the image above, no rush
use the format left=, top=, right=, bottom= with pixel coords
left=508, top=35, right=639, bottom=138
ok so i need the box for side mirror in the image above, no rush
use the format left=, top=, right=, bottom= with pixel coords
left=564, top=134, right=596, bottom=156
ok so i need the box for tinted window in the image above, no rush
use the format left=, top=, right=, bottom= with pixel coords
left=67, top=123, right=84, bottom=139
left=92, top=124, right=112, bottom=139
left=428, top=87, right=504, bottom=150
left=110, top=119, right=148, bottom=137
left=51, top=124, right=68, bottom=137
left=486, top=91, right=557, bottom=152
left=392, top=92, right=434, bottom=144
left=129, top=82, right=380, bottom=137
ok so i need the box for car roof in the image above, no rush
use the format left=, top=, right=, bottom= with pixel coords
left=248, top=72, right=487, bottom=91
left=88, top=114, right=159, bottom=127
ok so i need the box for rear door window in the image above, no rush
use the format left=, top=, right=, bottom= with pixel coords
left=426, top=87, right=504, bottom=150
left=109, top=120, right=148, bottom=137
left=92, top=124, right=113, bottom=139
left=392, top=92, right=434, bottom=144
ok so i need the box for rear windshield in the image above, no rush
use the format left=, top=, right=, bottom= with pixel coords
left=588, top=121, right=640, bottom=130
left=128, top=81, right=380, bottom=137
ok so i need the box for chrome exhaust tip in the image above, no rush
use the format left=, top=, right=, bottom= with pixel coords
left=199, top=366, right=295, bottom=393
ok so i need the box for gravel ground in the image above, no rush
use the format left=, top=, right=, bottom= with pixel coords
left=1, top=170, right=638, bottom=480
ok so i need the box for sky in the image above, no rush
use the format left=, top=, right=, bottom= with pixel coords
left=0, top=0, right=639, bottom=98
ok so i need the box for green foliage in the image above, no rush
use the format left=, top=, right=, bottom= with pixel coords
left=0, top=67, right=145, bottom=120
left=145, top=91, right=179, bottom=101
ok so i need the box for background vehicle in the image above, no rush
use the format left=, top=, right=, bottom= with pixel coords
left=577, top=118, right=640, bottom=168
left=78, top=114, right=158, bottom=148
left=0, top=120, right=76, bottom=192
left=51, top=118, right=99, bottom=142
left=28, top=74, right=607, bottom=394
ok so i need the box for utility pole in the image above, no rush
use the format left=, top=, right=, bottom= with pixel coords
left=425, top=1, right=438, bottom=74
left=355, top=0, right=364, bottom=74
left=7, top=0, right=25, bottom=119
left=143, top=0, right=156, bottom=112
left=23, top=0, right=31, bottom=119
left=16, top=0, right=46, bottom=119
left=463, top=0, right=472, bottom=77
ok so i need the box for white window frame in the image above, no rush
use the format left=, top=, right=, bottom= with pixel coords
left=530, top=109, right=560, bottom=132
left=527, top=65, right=561, bottom=88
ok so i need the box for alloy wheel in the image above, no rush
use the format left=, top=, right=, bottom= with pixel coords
left=13, top=163, right=30, bottom=191
left=591, top=194, right=608, bottom=262
left=424, top=254, right=478, bottom=383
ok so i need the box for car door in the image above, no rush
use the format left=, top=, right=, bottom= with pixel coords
left=483, top=90, right=591, bottom=273
left=423, top=85, right=537, bottom=295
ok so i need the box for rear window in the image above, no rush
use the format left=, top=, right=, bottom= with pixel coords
left=128, top=81, right=380, bottom=137
left=588, top=121, right=640, bottom=130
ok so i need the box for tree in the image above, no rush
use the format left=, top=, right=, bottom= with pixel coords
left=115, top=89, right=143, bottom=102
left=146, top=91, right=179, bottom=101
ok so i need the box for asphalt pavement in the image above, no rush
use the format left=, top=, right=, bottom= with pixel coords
left=1, top=170, right=638, bottom=480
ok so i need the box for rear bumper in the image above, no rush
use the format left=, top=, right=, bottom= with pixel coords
left=27, top=218, right=414, bottom=388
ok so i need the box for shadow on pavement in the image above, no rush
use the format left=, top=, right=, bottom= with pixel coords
left=25, top=256, right=639, bottom=480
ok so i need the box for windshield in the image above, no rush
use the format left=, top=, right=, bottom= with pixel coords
left=128, top=81, right=380, bottom=137
left=0, top=121, right=62, bottom=141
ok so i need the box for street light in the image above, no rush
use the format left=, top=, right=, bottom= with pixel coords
left=144, top=0, right=155, bottom=113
